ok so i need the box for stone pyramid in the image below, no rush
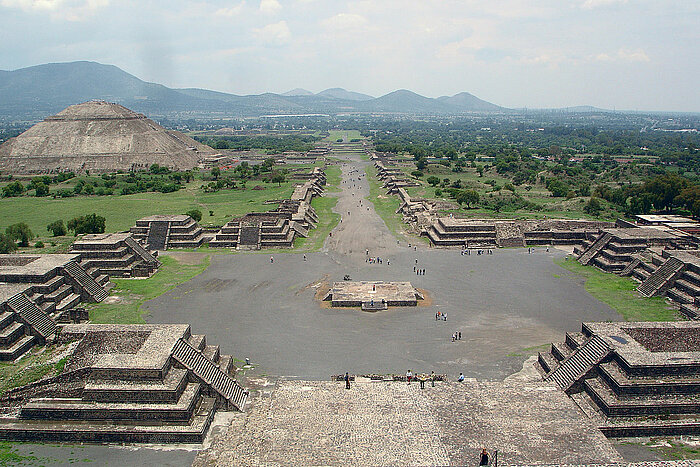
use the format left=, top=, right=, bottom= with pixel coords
left=0, top=101, right=216, bottom=174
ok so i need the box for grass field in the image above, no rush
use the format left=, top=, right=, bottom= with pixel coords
left=0, top=346, right=68, bottom=396
left=324, top=130, right=363, bottom=142
left=293, top=195, right=340, bottom=251
left=88, top=254, right=211, bottom=324
left=555, top=257, right=680, bottom=322
left=365, top=165, right=426, bottom=244
left=398, top=159, right=624, bottom=221
left=0, top=181, right=295, bottom=235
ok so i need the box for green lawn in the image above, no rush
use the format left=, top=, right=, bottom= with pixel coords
left=555, top=257, right=680, bottom=322
left=324, top=130, right=363, bottom=142
left=293, top=195, right=340, bottom=251
left=88, top=254, right=211, bottom=324
left=0, top=182, right=295, bottom=235
left=365, top=165, right=426, bottom=244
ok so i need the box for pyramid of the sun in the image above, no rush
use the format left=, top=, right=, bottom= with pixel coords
left=0, top=101, right=216, bottom=174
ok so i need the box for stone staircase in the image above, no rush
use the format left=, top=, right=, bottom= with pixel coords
left=544, top=335, right=610, bottom=392
left=172, top=338, right=247, bottom=411
left=0, top=309, right=36, bottom=362
left=6, top=293, right=56, bottom=340
left=63, top=261, right=108, bottom=302
left=637, top=257, right=685, bottom=297
left=146, top=220, right=170, bottom=250
left=124, top=236, right=161, bottom=266
left=578, top=233, right=612, bottom=266
left=238, top=224, right=261, bottom=250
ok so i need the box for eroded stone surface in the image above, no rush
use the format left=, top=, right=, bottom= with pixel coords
left=195, top=379, right=621, bottom=466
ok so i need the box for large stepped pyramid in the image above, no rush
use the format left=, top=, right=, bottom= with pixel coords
left=0, top=324, right=247, bottom=443
left=0, top=101, right=216, bottom=174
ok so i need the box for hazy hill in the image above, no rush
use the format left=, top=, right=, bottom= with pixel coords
left=438, top=92, right=503, bottom=112
left=317, top=88, right=373, bottom=101
left=0, top=61, right=506, bottom=119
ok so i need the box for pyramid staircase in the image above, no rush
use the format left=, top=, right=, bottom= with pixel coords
left=578, top=233, right=612, bottom=266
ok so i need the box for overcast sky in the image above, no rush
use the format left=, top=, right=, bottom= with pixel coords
left=1, top=0, right=698, bottom=111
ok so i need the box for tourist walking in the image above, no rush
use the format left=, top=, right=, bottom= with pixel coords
left=458, top=331, right=462, bottom=340
left=479, top=448, right=490, bottom=466
left=419, top=375, right=426, bottom=389
left=458, top=372, right=464, bottom=382
left=431, top=370, right=435, bottom=387
left=406, top=369, right=412, bottom=384
left=270, top=256, right=274, bottom=263
left=345, top=372, right=350, bottom=389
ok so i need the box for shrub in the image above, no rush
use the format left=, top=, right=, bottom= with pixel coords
left=0, top=233, right=17, bottom=253
left=186, top=209, right=202, bottom=222
left=67, top=214, right=106, bottom=235
left=47, top=220, right=67, bottom=237
left=6, top=222, right=34, bottom=247
left=35, top=241, right=44, bottom=248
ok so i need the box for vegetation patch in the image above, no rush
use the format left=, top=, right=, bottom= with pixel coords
left=555, top=257, right=679, bottom=322
left=293, top=196, right=340, bottom=251
left=89, top=254, right=211, bottom=324
left=0, top=347, right=69, bottom=396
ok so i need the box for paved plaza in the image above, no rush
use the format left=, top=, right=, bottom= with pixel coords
left=195, top=377, right=622, bottom=466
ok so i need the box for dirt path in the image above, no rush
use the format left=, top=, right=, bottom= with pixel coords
left=324, top=153, right=400, bottom=264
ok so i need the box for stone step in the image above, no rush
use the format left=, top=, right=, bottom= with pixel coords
left=188, top=334, right=206, bottom=351
left=44, top=284, right=73, bottom=303
left=0, top=321, right=25, bottom=346
left=203, top=345, right=220, bottom=364
left=565, top=332, right=586, bottom=351
left=537, top=351, right=558, bottom=375
left=0, top=335, right=36, bottom=361
left=55, top=293, right=81, bottom=313
left=551, top=341, right=572, bottom=362
left=600, top=415, right=700, bottom=438
left=0, top=397, right=216, bottom=444
left=674, top=279, right=700, bottom=297
left=667, top=287, right=695, bottom=305
left=0, top=312, right=15, bottom=329
left=585, top=377, right=700, bottom=417
left=681, top=303, right=700, bottom=320
left=21, top=383, right=201, bottom=422
left=546, top=335, right=610, bottom=391
left=83, top=368, right=189, bottom=403
left=218, top=355, right=234, bottom=376
left=599, top=361, right=700, bottom=396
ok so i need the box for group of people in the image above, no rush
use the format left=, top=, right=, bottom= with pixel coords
left=414, top=267, right=426, bottom=275
left=452, top=331, right=462, bottom=341
left=435, top=310, right=448, bottom=321
left=405, top=370, right=437, bottom=389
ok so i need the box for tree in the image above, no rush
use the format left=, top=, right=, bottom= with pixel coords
left=185, top=209, right=202, bottom=222
left=584, top=197, right=603, bottom=216
left=270, top=172, right=285, bottom=187
left=2, top=181, right=24, bottom=197
left=6, top=222, right=34, bottom=247
left=47, top=220, right=67, bottom=237
left=34, top=182, right=49, bottom=197
left=211, top=167, right=221, bottom=180
left=426, top=176, right=440, bottom=187
left=67, top=214, right=106, bottom=235
left=456, top=190, right=480, bottom=208
left=0, top=233, right=17, bottom=253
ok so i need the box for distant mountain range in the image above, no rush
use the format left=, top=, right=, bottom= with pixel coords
left=0, top=61, right=505, bottom=120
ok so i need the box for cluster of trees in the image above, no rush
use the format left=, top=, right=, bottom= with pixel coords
left=202, top=160, right=286, bottom=193
left=593, top=173, right=700, bottom=217
left=195, top=135, right=319, bottom=153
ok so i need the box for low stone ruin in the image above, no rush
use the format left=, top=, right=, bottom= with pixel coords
left=0, top=254, right=109, bottom=361
left=538, top=321, right=700, bottom=437
left=323, top=281, right=424, bottom=310
left=424, top=217, right=612, bottom=248
left=574, top=227, right=700, bottom=318
left=0, top=323, right=247, bottom=443
left=130, top=215, right=207, bottom=251
left=69, top=232, right=161, bottom=278
left=209, top=168, right=326, bottom=250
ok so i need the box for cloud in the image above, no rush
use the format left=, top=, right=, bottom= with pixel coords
left=321, top=13, right=367, bottom=31
left=215, top=1, right=245, bottom=17
left=1, top=0, right=109, bottom=20
left=253, top=20, right=290, bottom=46
left=581, top=0, right=627, bottom=10
left=259, top=0, right=280, bottom=14
left=617, top=48, right=650, bottom=62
